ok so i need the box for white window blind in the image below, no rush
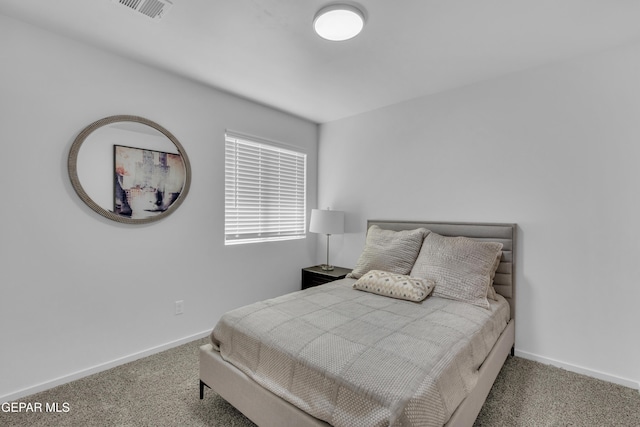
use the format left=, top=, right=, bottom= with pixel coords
left=225, top=133, right=307, bottom=245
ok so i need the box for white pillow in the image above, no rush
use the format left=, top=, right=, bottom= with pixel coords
left=347, top=225, right=429, bottom=279
left=410, top=232, right=503, bottom=309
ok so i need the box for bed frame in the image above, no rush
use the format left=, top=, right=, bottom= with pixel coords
left=200, top=220, right=517, bottom=427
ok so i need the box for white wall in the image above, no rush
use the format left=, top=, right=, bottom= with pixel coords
left=318, top=41, right=640, bottom=389
left=0, top=14, right=318, bottom=400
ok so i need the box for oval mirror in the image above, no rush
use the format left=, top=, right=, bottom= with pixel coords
left=68, top=115, right=191, bottom=224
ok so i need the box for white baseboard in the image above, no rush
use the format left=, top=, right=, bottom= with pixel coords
left=1, top=330, right=211, bottom=403
left=5, top=337, right=638, bottom=403
left=515, top=349, right=640, bottom=392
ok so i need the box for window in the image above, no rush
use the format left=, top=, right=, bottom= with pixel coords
left=225, top=132, right=307, bottom=245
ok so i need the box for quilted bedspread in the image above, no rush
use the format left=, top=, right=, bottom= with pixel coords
left=210, top=278, right=510, bottom=427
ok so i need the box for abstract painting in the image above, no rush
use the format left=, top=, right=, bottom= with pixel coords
left=114, top=145, right=186, bottom=219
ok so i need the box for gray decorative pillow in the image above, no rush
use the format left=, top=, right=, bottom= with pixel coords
left=347, top=226, right=429, bottom=279
left=353, top=270, right=434, bottom=302
left=409, top=232, right=503, bottom=309
left=487, top=251, right=502, bottom=301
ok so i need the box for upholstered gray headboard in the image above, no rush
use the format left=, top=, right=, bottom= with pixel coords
left=367, top=220, right=517, bottom=319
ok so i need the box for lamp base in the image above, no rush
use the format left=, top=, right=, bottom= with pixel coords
left=320, top=264, right=334, bottom=271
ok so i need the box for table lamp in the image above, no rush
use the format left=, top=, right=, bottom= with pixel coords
left=309, top=208, right=345, bottom=271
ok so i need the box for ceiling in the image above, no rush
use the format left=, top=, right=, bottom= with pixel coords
left=3, top=0, right=640, bottom=123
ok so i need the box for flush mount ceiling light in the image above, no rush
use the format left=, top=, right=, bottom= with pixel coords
left=313, top=4, right=365, bottom=41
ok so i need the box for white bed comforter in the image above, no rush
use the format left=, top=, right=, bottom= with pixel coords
left=210, top=278, right=510, bottom=427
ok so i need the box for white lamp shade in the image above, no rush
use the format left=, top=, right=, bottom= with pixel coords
left=309, top=209, right=344, bottom=235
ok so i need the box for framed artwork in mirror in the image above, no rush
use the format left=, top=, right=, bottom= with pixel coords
left=114, top=145, right=186, bottom=219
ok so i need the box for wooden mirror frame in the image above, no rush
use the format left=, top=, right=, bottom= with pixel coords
left=68, top=115, right=192, bottom=224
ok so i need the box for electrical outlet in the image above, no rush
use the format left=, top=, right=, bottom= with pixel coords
left=175, top=300, right=184, bottom=315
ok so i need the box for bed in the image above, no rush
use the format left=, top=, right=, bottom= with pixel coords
left=200, top=220, right=516, bottom=427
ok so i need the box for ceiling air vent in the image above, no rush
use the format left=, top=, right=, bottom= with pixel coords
left=112, top=0, right=174, bottom=21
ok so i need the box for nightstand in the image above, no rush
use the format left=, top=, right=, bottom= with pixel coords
left=301, top=266, right=352, bottom=290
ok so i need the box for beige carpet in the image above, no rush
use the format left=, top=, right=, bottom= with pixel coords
left=2, top=337, right=639, bottom=426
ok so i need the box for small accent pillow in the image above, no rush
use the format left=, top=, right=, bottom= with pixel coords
left=353, top=270, right=434, bottom=302
left=347, top=225, right=429, bottom=279
left=409, top=232, right=503, bottom=309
